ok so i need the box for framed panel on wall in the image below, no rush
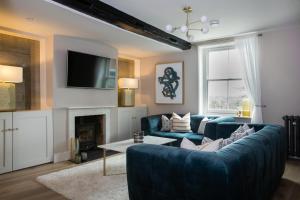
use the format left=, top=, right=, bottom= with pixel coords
left=155, top=62, right=184, bottom=104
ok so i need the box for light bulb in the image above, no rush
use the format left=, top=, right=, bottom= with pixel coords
left=200, top=16, right=208, bottom=23
left=180, top=25, right=188, bottom=33
left=201, top=26, right=209, bottom=34
left=165, top=24, right=173, bottom=32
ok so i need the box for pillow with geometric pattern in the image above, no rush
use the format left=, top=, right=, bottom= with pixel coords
left=181, top=137, right=223, bottom=152
left=160, top=115, right=172, bottom=131
left=220, top=124, right=255, bottom=148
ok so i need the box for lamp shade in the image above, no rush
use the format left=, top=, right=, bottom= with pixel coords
left=0, top=65, right=23, bottom=83
left=118, top=78, right=138, bottom=89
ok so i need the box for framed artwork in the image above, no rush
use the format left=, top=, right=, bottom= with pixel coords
left=155, top=62, right=184, bottom=104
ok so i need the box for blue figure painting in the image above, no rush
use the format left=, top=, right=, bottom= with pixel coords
left=158, top=67, right=180, bottom=99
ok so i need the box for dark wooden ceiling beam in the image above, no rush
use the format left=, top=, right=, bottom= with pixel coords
left=51, top=0, right=192, bottom=50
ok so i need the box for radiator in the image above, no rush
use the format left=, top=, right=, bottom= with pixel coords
left=283, top=115, right=300, bottom=158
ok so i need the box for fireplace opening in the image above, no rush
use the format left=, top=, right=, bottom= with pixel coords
left=75, top=115, right=104, bottom=162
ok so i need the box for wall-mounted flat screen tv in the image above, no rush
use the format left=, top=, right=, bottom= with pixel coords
left=67, top=50, right=116, bottom=89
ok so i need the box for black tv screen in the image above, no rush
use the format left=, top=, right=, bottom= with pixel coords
left=67, top=51, right=116, bottom=89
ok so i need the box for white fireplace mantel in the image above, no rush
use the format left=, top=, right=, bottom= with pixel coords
left=67, top=106, right=114, bottom=145
left=67, top=105, right=115, bottom=110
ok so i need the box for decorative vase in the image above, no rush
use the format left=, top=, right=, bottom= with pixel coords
left=134, top=131, right=144, bottom=143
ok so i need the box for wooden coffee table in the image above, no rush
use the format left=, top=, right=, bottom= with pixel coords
left=98, top=136, right=176, bottom=176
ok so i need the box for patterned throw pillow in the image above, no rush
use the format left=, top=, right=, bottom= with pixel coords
left=171, top=112, right=192, bottom=132
left=220, top=124, right=255, bottom=148
left=180, top=138, right=197, bottom=150
left=221, top=137, right=236, bottom=148
left=160, top=115, right=172, bottom=131
left=198, top=139, right=223, bottom=152
left=201, top=137, right=213, bottom=145
left=232, top=124, right=250, bottom=134
left=246, top=128, right=255, bottom=135
left=180, top=137, right=223, bottom=152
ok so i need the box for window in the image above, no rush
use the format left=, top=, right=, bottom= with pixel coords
left=203, top=45, right=248, bottom=114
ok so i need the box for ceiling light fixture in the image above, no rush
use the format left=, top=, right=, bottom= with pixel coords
left=165, top=6, right=220, bottom=41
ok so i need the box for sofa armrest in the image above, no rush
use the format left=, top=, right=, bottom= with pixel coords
left=141, top=115, right=161, bottom=134
left=126, top=144, right=228, bottom=200
left=204, top=116, right=236, bottom=140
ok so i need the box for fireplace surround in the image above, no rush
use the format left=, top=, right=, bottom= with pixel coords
left=67, top=106, right=112, bottom=161
left=75, top=115, right=104, bottom=161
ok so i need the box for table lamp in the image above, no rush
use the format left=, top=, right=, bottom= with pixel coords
left=0, top=65, right=23, bottom=110
left=118, top=78, right=138, bottom=107
left=0, top=65, right=23, bottom=83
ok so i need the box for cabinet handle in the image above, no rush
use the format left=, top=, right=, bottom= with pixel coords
left=0, top=128, right=18, bottom=133
left=1, top=129, right=11, bottom=133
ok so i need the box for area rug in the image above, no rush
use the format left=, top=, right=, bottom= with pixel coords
left=37, top=154, right=129, bottom=200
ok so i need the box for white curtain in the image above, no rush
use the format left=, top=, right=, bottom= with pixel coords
left=236, top=36, right=263, bottom=123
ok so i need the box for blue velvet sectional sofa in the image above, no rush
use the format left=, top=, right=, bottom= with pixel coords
left=141, top=114, right=235, bottom=146
left=127, top=123, right=286, bottom=200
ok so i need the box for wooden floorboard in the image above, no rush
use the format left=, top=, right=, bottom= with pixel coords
left=0, top=159, right=299, bottom=200
left=0, top=161, right=74, bottom=200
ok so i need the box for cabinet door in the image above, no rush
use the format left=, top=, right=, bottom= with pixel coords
left=0, top=112, right=13, bottom=174
left=118, top=108, right=133, bottom=140
left=13, top=110, right=53, bottom=170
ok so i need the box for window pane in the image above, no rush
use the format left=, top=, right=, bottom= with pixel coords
left=228, top=80, right=247, bottom=110
left=228, top=49, right=243, bottom=79
left=208, top=49, right=228, bottom=79
left=208, top=81, right=227, bottom=111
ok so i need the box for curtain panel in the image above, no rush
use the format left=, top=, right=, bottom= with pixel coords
left=236, top=36, right=263, bottom=123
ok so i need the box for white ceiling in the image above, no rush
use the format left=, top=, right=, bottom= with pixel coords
left=0, top=0, right=181, bottom=58
left=0, top=0, right=299, bottom=58
left=101, top=0, right=300, bottom=41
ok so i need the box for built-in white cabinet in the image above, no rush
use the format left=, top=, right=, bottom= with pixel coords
left=12, top=110, right=53, bottom=170
left=0, top=110, right=53, bottom=174
left=117, top=106, right=147, bottom=140
left=0, top=112, right=13, bottom=174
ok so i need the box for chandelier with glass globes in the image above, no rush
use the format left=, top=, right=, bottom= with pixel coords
left=165, top=6, right=220, bottom=41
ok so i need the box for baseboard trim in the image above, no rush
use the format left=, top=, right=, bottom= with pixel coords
left=54, top=151, right=70, bottom=163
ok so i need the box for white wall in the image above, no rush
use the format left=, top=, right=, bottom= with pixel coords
left=52, top=35, right=118, bottom=108
left=51, top=35, right=118, bottom=157
left=140, top=25, right=300, bottom=125
left=140, top=47, right=199, bottom=115
left=261, top=25, right=300, bottom=124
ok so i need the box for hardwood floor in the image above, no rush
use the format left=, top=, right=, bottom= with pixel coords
left=0, top=159, right=299, bottom=200
left=273, top=159, right=300, bottom=200
left=0, top=161, right=76, bottom=200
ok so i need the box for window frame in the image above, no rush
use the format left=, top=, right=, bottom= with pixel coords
left=203, top=45, right=245, bottom=115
